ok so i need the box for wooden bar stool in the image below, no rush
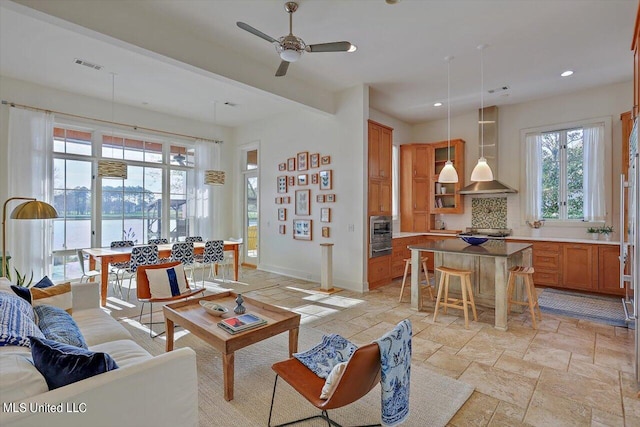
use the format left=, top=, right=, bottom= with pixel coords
left=507, top=266, right=542, bottom=329
left=398, top=257, right=434, bottom=302
left=433, top=266, right=478, bottom=329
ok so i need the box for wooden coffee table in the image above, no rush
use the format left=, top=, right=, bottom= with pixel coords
left=163, top=291, right=301, bottom=401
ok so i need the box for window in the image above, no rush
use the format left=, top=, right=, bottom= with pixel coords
left=50, top=124, right=205, bottom=281
left=524, top=120, right=607, bottom=223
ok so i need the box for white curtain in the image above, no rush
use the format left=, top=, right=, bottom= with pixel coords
left=187, top=140, right=221, bottom=240
left=583, top=123, right=605, bottom=221
left=7, top=107, right=54, bottom=280
left=524, top=132, right=543, bottom=222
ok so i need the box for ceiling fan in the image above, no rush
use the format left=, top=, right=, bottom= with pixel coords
left=237, top=1, right=357, bottom=77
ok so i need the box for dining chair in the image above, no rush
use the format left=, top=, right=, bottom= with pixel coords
left=76, top=249, right=101, bottom=283
left=171, top=242, right=196, bottom=284
left=195, top=240, right=225, bottom=286
left=136, top=261, right=205, bottom=337
left=118, top=245, right=159, bottom=300
left=109, top=240, right=135, bottom=294
left=185, top=236, right=203, bottom=243
left=223, top=237, right=243, bottom=279
left=149, top=238, right=171, bottom=262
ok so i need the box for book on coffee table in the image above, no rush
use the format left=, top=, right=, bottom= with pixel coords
left=218, top=313, right=267, bottom=334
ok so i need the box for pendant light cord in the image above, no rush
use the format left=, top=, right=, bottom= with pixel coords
left=110, top=72, right=115, bottom=141
left=479, top=45, right=485, bottom=159
left=447, top=57, right=451, bottom=160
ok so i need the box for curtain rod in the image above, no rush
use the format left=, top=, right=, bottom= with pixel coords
left=1, top=100, right=223, bottom=144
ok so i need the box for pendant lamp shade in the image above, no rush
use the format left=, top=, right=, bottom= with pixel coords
left=439, top=160, right=459, bottom=183
left=472, top=44, right=494, bottom=182
left=439, top=56, right=458, bottom=184
left=470, top=157, right=493, bottom=182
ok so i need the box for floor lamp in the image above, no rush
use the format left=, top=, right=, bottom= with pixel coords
left=2, top=197, right=58, bottom=278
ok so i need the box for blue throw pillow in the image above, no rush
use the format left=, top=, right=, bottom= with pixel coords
left=29, top=336, right=118, bottom=390
left=34, top=305, right=87, bottom=349
left=294, top=334, right=358, bottom=378
left=11, top=275, right=55, bottom=304
left=0, top=292, right=43, bottom=347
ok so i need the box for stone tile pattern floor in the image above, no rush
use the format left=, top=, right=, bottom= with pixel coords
left=148, top=268, right=640, bottom=426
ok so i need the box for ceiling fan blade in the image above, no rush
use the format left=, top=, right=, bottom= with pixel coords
left=236, top=22, right=278, bottom=44
left=306, top=41, right=353, bottom=53
left=275, top=61, right=290, bottom=77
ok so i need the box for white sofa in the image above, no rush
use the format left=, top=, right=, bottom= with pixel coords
left=0, top=278, right=198, bottom=427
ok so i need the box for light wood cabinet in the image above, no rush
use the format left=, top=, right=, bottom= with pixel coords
left=367, top=120, right=393, bottom=289
left=430, top=139, right=465, bottom=214
left=515, top=240, right=621, bottom=296
left=400, top=139, right=465, bottom=231
left=598, top=245, right=623, bottom=296
left=633, top=3, right=640, bottom=119
left=562, top=243, right=597, bottom=291
left=368, top=121, right=392, bottom=180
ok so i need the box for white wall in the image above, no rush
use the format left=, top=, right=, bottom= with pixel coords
left=369, top=108, right=412, bottom=146
left=0, top=75, right=235, bottom=242
left=234, top=85, right=368, bottom=291
left=410, top=80, right=632, bottom=239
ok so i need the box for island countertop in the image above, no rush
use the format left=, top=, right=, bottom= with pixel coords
left=408, top=239, right=532, bottom=258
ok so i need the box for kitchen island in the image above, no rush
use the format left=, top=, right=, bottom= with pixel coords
left=409, top=239, right=532, bottom=331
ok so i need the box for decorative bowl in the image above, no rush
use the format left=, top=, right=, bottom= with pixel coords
left=459, top=236, right=489, bottom=246
left=199, top=301, right=228, bottom=317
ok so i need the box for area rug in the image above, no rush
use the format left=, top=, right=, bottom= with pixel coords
left=121, top=322, right=474, bottom=427
left=538, top=288, right=629, bottom=327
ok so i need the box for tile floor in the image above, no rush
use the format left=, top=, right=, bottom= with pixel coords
left=236, top=268, right=639, bottom=427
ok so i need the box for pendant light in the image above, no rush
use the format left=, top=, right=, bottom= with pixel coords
left=205, top=101, right=225, bottom=185
left=470, top=44, right=494, bottom=182
left=98, top=73, right=127, bottom=179
left=438, top=56, right=459, bottom=183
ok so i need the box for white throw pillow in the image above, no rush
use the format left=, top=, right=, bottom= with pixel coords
left=320, top=361, right=347, bottom=399
left=145, top=264, right=188, bottom=298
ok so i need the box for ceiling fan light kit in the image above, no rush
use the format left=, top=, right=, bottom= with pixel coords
left=237, top=1, right=356, bottom=77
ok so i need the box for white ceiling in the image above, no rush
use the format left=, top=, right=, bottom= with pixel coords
left=0, top=0, right=636, bottom=127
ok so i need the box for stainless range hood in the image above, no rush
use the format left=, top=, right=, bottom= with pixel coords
left=459, top=106, right=518, bottom=195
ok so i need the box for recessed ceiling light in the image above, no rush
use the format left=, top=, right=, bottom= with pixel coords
left=434, top=102, right=443, bottom=107
left=385, top=0, right=401, bottom=4
left=561, top=70, right=574, bottom=77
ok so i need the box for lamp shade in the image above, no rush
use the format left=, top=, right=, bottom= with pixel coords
left=10, top=200, right=58, bottom=220
left=470, top=157, right=494, bottom=182
left=97, top=160, right=128, bottom=179
left=205, top=170, right=225, bottom=185
left=279, top=48, right=301, bottom=62
left=439, top=160, right=459, bottom=183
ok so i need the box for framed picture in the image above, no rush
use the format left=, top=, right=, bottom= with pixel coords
left=295, top=189, right=310, bottom=216
left=277, top=176, right=288, bottom=193
left=278, top=208, right=286, bottom=221
left=319, top=170, right=333, bottom=190
left=322, top=227, right=330, bottom=238
left=321, top=155, right=331, bottom=165
left=311, top=173, right=318, bottom=185
left=297, top=152, right=309, bottom=171
left=283, top=196, right=291, bottom=204
left=320, top=207, right=330, bottom=223
left=279, top=224, right=286, bottom=234
left=326, top=194, right=336, bottom=203
left=288, top=175, right=295, bottom=187
left=316, top=194, right=325, bottom=203
left=297, top=174, right=308, bottom=186
left=278, top=162, right=286, bottom=171
left=293, top=219, right=312, bottom=241
left=275, top=197, right=282, bottom=204
left=310, top=153, right=320, bottom=168
left=287, top=157, right=296, bottom=171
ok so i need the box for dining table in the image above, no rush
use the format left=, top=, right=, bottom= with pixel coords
left=83, top=241, right=242, bottom=306
left=408, top=239, right=532, bottom=331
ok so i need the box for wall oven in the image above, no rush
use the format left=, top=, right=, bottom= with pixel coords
left=370, top=215, right=392, bottom=258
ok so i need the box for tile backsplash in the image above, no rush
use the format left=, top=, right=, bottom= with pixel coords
left=471, top=197, right=507, bottom=228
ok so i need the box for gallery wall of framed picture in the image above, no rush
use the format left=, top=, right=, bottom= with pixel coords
left=275, top=151, right=334, bottom=241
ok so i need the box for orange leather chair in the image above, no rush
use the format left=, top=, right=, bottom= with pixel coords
left=268, top=342, right=382, bottom=427
left=136, top=261, right=205, bottom=337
